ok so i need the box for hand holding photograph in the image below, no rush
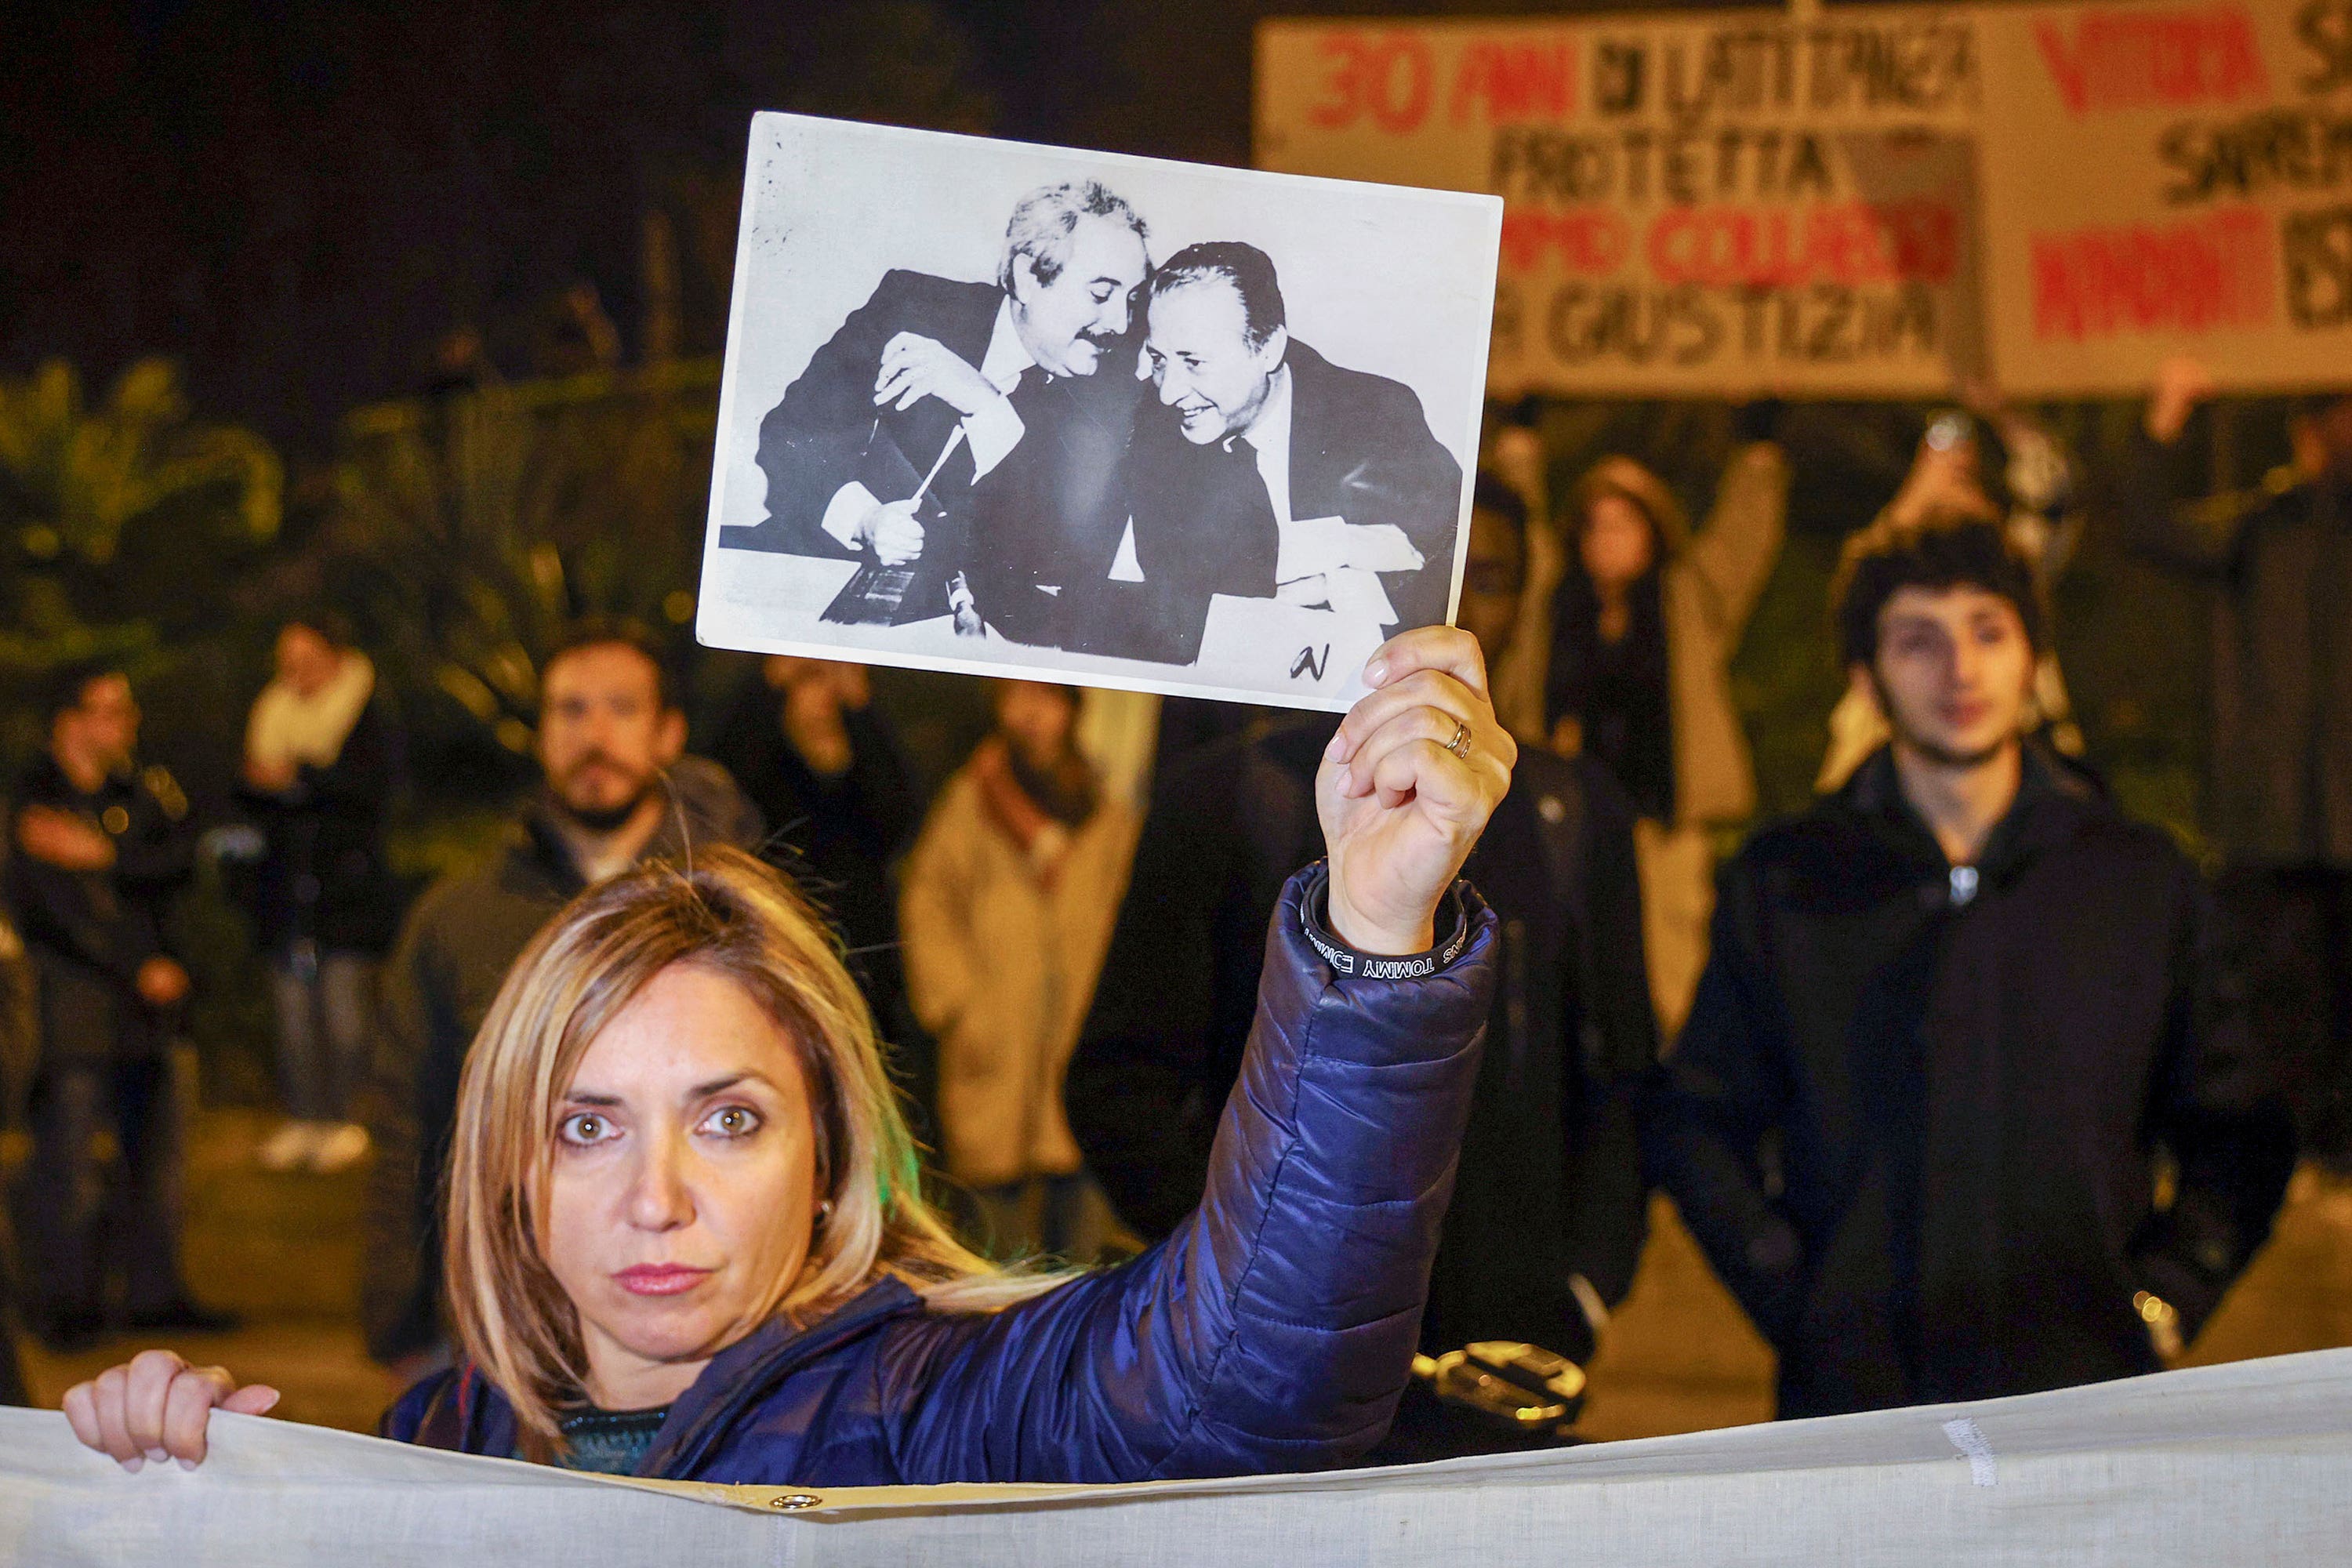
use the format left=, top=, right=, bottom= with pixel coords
left=699, top=112, right=1501, bottom=711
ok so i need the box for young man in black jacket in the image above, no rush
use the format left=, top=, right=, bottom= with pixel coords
left=1650, top=510, right=2292, bottom=1420
left=1067, top=476, right=1657, bottom=1459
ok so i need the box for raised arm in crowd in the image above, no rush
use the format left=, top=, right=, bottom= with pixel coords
left=67, top=627, right=1515, bottom=1488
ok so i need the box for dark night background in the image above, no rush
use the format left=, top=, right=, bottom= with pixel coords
left=0, top=0, right=2242, bottom=1098
left=3, top=0, right=1717, bottom=466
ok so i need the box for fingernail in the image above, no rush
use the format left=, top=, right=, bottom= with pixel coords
left=178, top=1457, right=198, bottom=1472
left=122, top=1457, right=143, bottom=1474
left=1324, top=730, right=1347, bottom=760
left=1364, top=658, right=1388, bottom=686
left=147, top=1448, right=167, bottom=1464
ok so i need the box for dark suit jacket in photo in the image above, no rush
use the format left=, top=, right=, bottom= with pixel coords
left=959, top=346, right=1142, bottom=649
left=1116, top=340, right=1463, bottom=665
left=728, top=270, right=993, bottom=558
left=722, top=268, right=1140, bottom=646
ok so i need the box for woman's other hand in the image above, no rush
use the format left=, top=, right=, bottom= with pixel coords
left=1319, top=626, right=1515, bottom=953
left=62, top=1350, right=280, bottom=1471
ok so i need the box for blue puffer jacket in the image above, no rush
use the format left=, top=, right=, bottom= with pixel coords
left=383, top=867, right=1496, bottom=1485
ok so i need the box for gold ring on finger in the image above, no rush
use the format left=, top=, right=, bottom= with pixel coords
left=1444, top=716, right=1473, bottom=760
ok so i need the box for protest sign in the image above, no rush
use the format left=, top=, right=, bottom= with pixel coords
left=1976, top=0, right=2352, bottom=394
left=1255, top=10, right=1983, bottom=397
left=698, top=114, right=1497, bottom=713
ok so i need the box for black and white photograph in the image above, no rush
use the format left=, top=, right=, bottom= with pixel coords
left=698, top=112, right=1500, bottom=710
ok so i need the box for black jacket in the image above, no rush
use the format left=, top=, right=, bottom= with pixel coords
left=1648, top=747, right=2293, bottom=1419
left=730, top=270, right=999, bottom=566
left=954, top=340, right=1142, bottom=650
left=1118, top=343, right=1463, bottom=664
left=710, top=682, right=924, bottom=1130
left=235, top=695, right=403, bottom=957
left=723, top=269, right=1142, bottom=646
left=2113, top=433, right=2352, bottom=866
left=1066, top=718, right=1657, bottom=1358
left=358, top=760, right=762, bottom=1363
left=711, top=684, right=917, bottom=967
left=6, top=753, right=194, bottom=998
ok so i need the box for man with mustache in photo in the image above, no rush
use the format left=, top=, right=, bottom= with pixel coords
left=724, top=181, right=1150, bottom=648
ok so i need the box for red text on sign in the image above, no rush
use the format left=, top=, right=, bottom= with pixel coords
left=2033, top=5, right=2271, bottom=114
left=1306, top=33, right=1437, bottom=132
left=1450, top=40, right=1576, bottom=125
left=1307, top=31, right=1581, bottom=132
left=1501, top=208, right=1634, bottom=275
left=1646, top=201, right=1961, bottom=289
left=2030, top=206, right=2275, bottom=339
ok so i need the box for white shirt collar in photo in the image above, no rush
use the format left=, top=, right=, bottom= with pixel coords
left=1227, top=361, right=1295, bottom=529
left=981, top=297, right=1036, bottom=394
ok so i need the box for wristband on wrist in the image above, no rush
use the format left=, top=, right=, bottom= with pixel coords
left=1300, top=862, right=1471, bottom=981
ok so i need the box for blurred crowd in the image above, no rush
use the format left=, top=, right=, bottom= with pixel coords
left=2, top=357, right=2347, bottom=1459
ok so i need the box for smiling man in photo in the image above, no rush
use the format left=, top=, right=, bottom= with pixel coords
left=1113, top=241, right=1462, bottom=665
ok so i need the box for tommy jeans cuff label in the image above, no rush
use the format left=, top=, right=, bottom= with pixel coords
left=1301, top=863, right=1472, bottom=981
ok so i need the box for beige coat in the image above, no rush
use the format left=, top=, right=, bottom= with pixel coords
left=1653, top=441, right=1789, bottom=829
left=899, top=767, right=1138, bottom=1189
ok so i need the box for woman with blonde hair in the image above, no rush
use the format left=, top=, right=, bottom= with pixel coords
left=64, top=628, right=1513, bottom=1485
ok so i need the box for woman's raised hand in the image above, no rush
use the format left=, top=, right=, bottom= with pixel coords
left=1319, top=626, right=1515, bottom=954
left=62, top=1350, right=280, bottom=1471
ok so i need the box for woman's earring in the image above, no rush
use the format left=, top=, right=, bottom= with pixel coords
left=815, top=1199, right=835, bottom=1229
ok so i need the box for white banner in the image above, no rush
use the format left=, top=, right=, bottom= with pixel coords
left=6, top=1347, right=2352, bottom=1564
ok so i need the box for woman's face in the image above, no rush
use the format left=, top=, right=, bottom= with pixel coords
left=1580, top=494, right=1656, bottom=592
left=542, top=963, right=819, bottom=1410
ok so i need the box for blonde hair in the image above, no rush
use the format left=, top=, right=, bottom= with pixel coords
left=444, top=847, right=1063, bottom=1451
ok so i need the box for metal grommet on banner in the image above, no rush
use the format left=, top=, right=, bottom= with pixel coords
left=769, top=1493, right=822, bottom=1512
left=1444, top=717, right=1473, bottom=761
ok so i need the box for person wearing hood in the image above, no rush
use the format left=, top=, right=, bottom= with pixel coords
left=358, top=621, right=763, bottom=1376
left=238, top=613, right=404, bottom=1174
left=898, top=680, right=1139, bottom=1262
left=1647, top=508, right=2291, bottom=1419
left=1545, top=423, right=1788, bottom=1036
